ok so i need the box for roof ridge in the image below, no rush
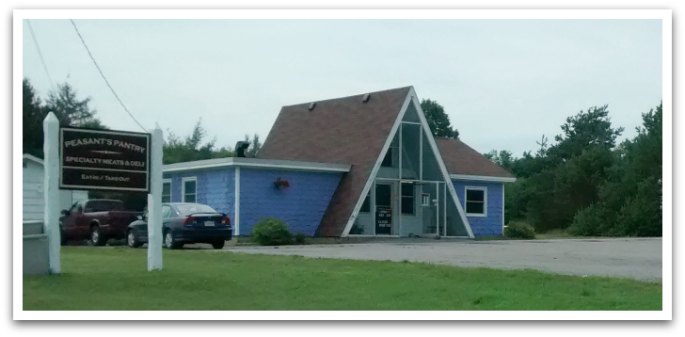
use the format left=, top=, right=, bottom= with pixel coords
left=281, top=86, right=413, bottom=109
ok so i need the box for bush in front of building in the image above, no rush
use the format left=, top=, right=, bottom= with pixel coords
left=293, top=233, right=306, bottom=245
left=504, top=221, right=536, bottom=239
left=252, top=217, right=293, bottom=246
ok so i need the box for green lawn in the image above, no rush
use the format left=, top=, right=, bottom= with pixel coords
left=23, top=247, right=661, bottom=310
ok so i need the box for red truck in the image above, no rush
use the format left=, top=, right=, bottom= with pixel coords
left=59, top=199, right=142, bottom=246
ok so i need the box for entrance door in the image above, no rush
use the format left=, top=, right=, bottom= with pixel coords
left=375, top=183, right=393, bottom=235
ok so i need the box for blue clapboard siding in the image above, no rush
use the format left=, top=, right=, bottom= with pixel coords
left=452, top=180, right=504, bottom=237
left=164, top=166, right=343, bottom=237
left=239, top=169, right=343, bottom=236
left=164, top=168, right=236, bottom=219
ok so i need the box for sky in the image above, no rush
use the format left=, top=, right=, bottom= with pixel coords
left=21, top=18, right=663, bottom=157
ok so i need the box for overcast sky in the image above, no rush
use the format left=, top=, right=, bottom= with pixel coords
left=22, top=18, right=662, bottom=157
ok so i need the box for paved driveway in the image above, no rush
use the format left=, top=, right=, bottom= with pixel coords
left=225, top=238, right=662, bottom=281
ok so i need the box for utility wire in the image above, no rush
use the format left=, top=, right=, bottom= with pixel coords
left=26, top=20, right=55, bottom=90
left=69, top=19, right=148, bottom=133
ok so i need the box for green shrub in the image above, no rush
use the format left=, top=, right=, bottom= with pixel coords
left=504, top=222, right=536, bottom=239
left=568, top=204, right=608, bottom=236
left=294, top=233, right=306, bottom=245
left=252, top=218, right=293, bottom=246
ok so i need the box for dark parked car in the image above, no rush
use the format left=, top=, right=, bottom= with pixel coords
left=59, top=199, right=142, bottom=246
left=127, top=203, right=232, bottom=249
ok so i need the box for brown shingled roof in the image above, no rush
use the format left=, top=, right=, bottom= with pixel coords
left=259, top=86, right=412, bottom=236
left=435, top=138, right=515, bottom=178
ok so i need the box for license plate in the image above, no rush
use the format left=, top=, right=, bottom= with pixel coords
left=204, top=221, right=215, bottom=227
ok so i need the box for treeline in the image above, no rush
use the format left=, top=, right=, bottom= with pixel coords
left=22, top=78, right=261, bottom=210
left=162, top=121, right=261, bottom=164
left=22, top=78, right=260, bottom=164
left=23, top=79, right=107, bottom=158
left=485, top=103, right=662, bottom=237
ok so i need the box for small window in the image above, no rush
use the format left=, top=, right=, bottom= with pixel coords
left=360, top=192, right=371, bottom=213
left=421, top=193, right=430, bottom=207
left=465, top=187, right=487, bottom=216
left=162, top=179, right=172, bottom=203
left=401, top=182, right=414, bottom=215
left=182, top=177, right=197, bottom=203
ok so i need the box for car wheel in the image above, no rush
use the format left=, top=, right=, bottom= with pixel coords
left=90, top=225, right=106, bottom=246
left=163, top=230, right=182, bottom=249
left=127, top=230, right=143, bottom=248
left=211, top=241, right=225, bottom=250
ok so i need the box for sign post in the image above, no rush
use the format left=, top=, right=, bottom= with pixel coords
left=147, top=126, right=163, bottom=271
left=56, top=125, right=160, bottom=271
left=43, top=112, right=60, bottom=274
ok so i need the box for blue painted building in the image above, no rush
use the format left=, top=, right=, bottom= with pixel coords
left=163, top=158, right=349, bottom=236
left=163, top=86, right=515, bottom=238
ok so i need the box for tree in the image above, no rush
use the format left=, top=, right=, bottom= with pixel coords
left=23, top=79, right=107, bottom=158
left=420, top=99, right=459, bottom=138
left=163, top=119, right=218, bottom=164
left=489, top=105, right=624, bottom=232
left=45, top=82, right=106, bottom=128
left=569, top=103, right=662, bottom=237
left=484, top=149, right=514, bottom=171
left=243, top=134, right=262, bottom=158
left=475, top=102, right=661, bottom=237
left=23, top=79, right=47, bottom=158
left=548, top=105, right=623, bottom=161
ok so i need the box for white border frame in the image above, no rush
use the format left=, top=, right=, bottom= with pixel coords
left=181, top=176, right=197, bottom=203
left=464, top=186, right=488, bottom=217
left=12, top=8, right=672, bottom=322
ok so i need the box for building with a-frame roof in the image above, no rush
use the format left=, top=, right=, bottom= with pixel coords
left=162, top=86, right=515, bottom=238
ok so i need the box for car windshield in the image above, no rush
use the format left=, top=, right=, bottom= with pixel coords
left=174, top=204, right=218, bottom=216
left=85, top=200, right=125, bottom=212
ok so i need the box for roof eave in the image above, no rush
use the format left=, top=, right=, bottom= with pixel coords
left=449, top=174, right=517, bottom=183
left=163, top=157, right=351, bottom=174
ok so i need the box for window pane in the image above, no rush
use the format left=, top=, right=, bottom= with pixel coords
left=184, top=179, right=196, bottom=202
left=161, top=205, right=171, bottom=218
left=176, top=203, right=217, bottom=216
left=401, top=197, right=414, bottom=215
left=466, top=189, right=484, bottom=202
left=466, top=201, right=484, bottom=214
left=376, top=184, right=391, bottom=207
left=162, top=182, right=171, bottom=203
left=401, top=183, right=414, bottom=197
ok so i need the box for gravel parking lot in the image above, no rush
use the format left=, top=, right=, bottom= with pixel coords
left=225, top=238, right=662, bottom=281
